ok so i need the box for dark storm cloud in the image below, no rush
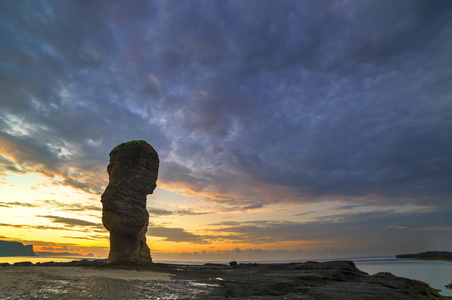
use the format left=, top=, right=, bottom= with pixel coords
left=0, top=0, right=169, bottom=192
left=0, top=1, right=451, bottom=208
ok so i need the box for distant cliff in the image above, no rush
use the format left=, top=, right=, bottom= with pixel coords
left=396, top=251, right=452, bottom=262
left=0, top=240, right=36, bottom=256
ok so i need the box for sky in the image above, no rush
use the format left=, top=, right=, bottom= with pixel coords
left=1, top=0, right=452, bottom=261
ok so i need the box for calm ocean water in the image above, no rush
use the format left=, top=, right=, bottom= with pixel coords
left=353, top=257, right=452, bottom=297
left=2, top=256, right=451, bottom=297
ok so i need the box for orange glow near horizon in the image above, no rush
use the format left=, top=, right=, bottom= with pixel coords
left=1, top=167, right=327, bottom=260
left=1, top=161, right=437, bottom=262
left=0, top=166, right=330, bottom=260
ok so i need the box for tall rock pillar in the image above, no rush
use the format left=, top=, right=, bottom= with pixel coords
left=101, top=140, right=159, bottom=265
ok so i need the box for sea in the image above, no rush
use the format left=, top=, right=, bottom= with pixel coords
left=353, top=256, right=452, bottom=297
left=1, top=256, right=451, bottom=297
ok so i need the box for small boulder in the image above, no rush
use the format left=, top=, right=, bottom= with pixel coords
left=13, top=261, right=33, bottom=266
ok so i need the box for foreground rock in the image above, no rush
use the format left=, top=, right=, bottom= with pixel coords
left=101, top=140, right=159, bottom=265
left=163, top=261, right=450, bottom=300
left=2, top=260, right=449, bottom=299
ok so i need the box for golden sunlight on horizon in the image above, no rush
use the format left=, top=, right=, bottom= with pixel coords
left=1, top=165, right=445, bottom=262
left=1, top=169, right=340, bottom=260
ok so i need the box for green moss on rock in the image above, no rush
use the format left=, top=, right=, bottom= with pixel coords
left=111, top=140, right=148, bottom=154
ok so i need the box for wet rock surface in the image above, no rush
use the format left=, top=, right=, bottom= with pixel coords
left=164, top=261, right=450, bottom=300
left=2, top=260, right=448, bottom=299
left=101, top=140, right=159, bottom=265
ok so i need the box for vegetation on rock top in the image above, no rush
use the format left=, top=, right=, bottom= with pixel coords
left=111, top=140, right=147, bottom=154
left=396, top=251, right=452, bottom=262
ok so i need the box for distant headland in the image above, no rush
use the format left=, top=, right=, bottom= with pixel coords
left=396, top=251, right=452, bottom=262
left=0, top=240, right=36, bottom=257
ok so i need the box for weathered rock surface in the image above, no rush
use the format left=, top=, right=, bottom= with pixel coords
left=101, top=140, right=159, bottom=265
left=163, top=261, right=451, bottom=299
left=3, top=261, right=449, bottom=299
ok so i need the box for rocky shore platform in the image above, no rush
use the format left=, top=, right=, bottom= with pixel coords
left=1, top=259, right=450, bottom=299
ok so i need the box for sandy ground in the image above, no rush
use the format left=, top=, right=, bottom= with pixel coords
left=0, top=266, right=222, bottom=299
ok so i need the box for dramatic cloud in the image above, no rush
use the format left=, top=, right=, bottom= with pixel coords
left=1, top=1, right=452, bottom=257
left=0, top=201, right=39, bottom=208
left=0, top=222, right=106, bottom=235
left=2, top=1, right=451, bottom=208
left=153, top=247, right=307, bottom=262
left=147, top=208, right=174, bottom=216
left=148, top=224, right=209, bottom=244
left=0, top=199, right=101, bottom=212
left=148, top=207, right=208, bottom=217
left=208, top=207, right=452, bottom=253
left=146, top=205, right=452, bottom=254
left=39, top=200, right=102, bottom=212
left=38, top=215, right=103, bottom=229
